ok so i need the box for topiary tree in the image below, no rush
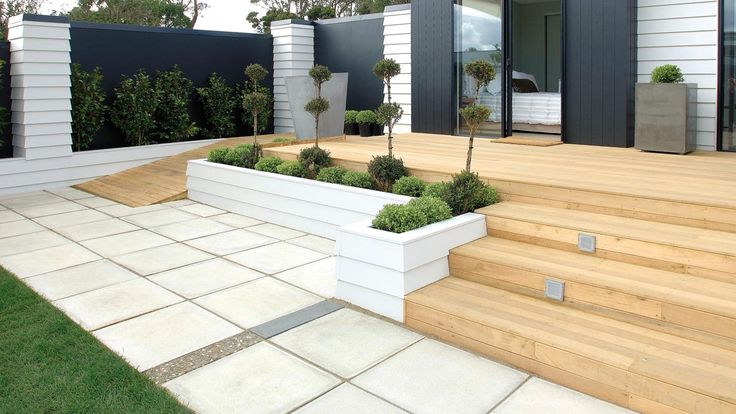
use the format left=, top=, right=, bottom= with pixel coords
left=70, top=64, right=107, bottom=151
left=651, top=64, right=684, bottom=84
left=460, top=60, right=495, bottom=171
left=306, top=64, right=332, bottom=148
left=197, top=72, right=238, bottom=139
left=112, top=70, right=158, bottom=146
left=154, top=65, right=198, bottom=142
left=373, top=58, right=402, bottom=156
left=243, top=63, right=270, bottom=146
left=373, top=58, right=401, bottom=104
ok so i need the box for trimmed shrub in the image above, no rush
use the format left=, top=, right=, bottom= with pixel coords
left=111, top=70, right=158, bottom=146
left=71, top=64, right=107, bottom=151
left=298, top=146, right=331, bottom=178
left=272, top=137, right=293, bottom=143
left=367, top=155, right=408, bottom=191
left=226, top=144, right=262, bottom=168
left=344, top=110, right=359, bottom=124
left=651, top=64, right=684, bottom=84
left=254, top=156, right=283, bottom=173
left=423, top=182, right=451, bottom=200
left=444, top=170, right=499, bottom=215
left=406, top=196, right=452, bottom=224
left=392, top=176, right=426, bottom=197
left=372, top=204, right=428, bottom=234
left=197, top=72, right=238, bottom=139
left=356, top=110, right=377, bottom=125
left=154, top=65, right=198, bottom=142
left=207, top=147, right=231, bottom=164
left=341, top=171, right=373, bottom=189
left=276, top=160, right=307, bottom=177
left=316, top=166, right=347, bottom=184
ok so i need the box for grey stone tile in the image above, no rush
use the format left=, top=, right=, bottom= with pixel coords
left=184, top=229, right=277, bottom=256
left=226, top=242, right=326, bottom=274
left=150, top=218, right=233, bottom=242
left=14, top=201, right=86, bottom=218
left=75, top=196, right=118, bottom=208
left=96, top=203, right=168, bottom=217
left=148, top=259, right=263, bottom=299
left=123, top=208, right=198, bottom=228
left=288, top=234, right=336, bottom=255
left=209, top=213, right=263, bottom=228
left=0, top=191, right=65, bottom=209
left=0, top=243, right=100, bottom=279
left=162, top=199, right=196, bottom=208
left=295, top=383, right=408, bottom=414
left=94, top=302, right=242, bottom=371
left=0, top=209, right=24, bottom=224
left=247, top=223, right=306, bottom=240
left=0, top=230, right=70, bottom=257
left=250, top=300, right=342, bottom=339
left=55, top=218, right=139, bottom=242
left=273, top=309, right=421, bottom=378
left=194, top=277, right=322, bottom=328
left=80, top=230, right=173, bottom=257
left=53, top=278, right=183, bottom=331
left=353, top=339, right=528, bottom=414
left=0, top=219, right=45, bottom=239
left=35, top=209, right=110, bottom=229
left=274, top=257, right=336, bottom=298
left=45, top=187, right=95, bottom=200
left=24, top=260, right=138, bottom=300
left=164, top=342, right=339, bottom=414
left=112, top=243, right=213, bottom=276
left=177, top=203, right=225, bottom=217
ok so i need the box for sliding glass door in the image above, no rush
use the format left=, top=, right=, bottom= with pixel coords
left=721, top=0, right=736, bottom=151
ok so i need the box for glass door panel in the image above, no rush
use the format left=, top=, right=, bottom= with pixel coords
left=722, top=0, right=736, bottom=151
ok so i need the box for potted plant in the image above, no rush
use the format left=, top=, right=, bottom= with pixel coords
left=372, top=115, right=385, bottom=136
left=344, top=110, right=359, bottom=135
left=635, top=64, right=696, bottom=154
left=356, top=110, right=376, bottom=137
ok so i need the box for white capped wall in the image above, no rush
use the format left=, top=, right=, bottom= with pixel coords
left=637, top=0, right=719, bottom=150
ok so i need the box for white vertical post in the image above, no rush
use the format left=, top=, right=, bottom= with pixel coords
left=382, top=5, right=411, bottom=133
left=271, top=20, right=314, bottom=134
left=7, top=15, right=73, bottom=160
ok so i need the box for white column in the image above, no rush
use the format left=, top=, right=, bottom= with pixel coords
left=8, top=15, right=72, bottom=160
left=382, top=5, right=411, bottom=133
left=271, top=20, right=314, bottom=134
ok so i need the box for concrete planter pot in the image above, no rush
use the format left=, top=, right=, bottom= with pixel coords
left=186, top=159, right=411, bottom=239
left=285, top=73, right=348, bottom=141
left=635, top=83, right=697, bottom=154
left=335, top=214, right=488, bottom=322
left=358, top=123, right=372, bottom=137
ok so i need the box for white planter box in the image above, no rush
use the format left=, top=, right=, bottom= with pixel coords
left=186, top=159, right=411, bottom=239
left=335, top=214, right=487, bottom=322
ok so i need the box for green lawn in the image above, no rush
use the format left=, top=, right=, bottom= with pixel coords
left=0, top=267, right=191, bottom=414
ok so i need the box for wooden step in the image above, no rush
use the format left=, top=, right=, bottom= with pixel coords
left=478, top=201, right=736, bottom=282
left=450, top=237, right=736, bottom=345
left=405, top=278, right=736, bottom=414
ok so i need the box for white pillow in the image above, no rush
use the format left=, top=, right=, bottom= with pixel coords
left=512, top=70, right=539, bottom=90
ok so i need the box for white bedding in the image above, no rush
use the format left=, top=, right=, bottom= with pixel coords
left=477, top=92, right=561, bottom=126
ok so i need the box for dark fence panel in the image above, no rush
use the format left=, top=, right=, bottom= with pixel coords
left=70, top=22, right=273, bottom=150
left=0, top=42, right=11, bottom=158
left=314, top=14, right=385, bottom=112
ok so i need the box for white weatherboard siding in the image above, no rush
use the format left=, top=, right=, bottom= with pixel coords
left=7, top=16, right=74, bottom=159
left=382, top=7, right=411, bottom=133
left=271, top=22, right=315, bottom=134
left=637, top=0, right=719, bottom=150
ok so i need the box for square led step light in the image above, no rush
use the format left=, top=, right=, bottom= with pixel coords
left=545, top=279, right=565, bottom=301
left=577, top=233, right=596, bottom=253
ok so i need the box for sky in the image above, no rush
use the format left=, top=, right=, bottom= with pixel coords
left=40, top=0, right=261, bottom=33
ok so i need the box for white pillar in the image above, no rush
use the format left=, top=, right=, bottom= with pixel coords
left=271, top=20, right=314, bottom=134
left=382, top=5, right=411, bottom=133
left=8, top=14, right=72, bottom=160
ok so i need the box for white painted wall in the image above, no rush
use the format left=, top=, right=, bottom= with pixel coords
left=637, top=0, right=719, bottom=150
left=382, top=6, right=412, bottom=133
left=271, top=22, right=315, bottom=134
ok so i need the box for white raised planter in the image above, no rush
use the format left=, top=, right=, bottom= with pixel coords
left=335, top=213, right=487, bottom=322
left=186, top=159, right=411, bottom=239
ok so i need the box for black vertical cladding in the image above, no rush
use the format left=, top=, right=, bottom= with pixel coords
left=563, top=0, right=637, bottom=147
left=411, top=0, right=455, bottom=135
left=0, top=41, right=11, bottom=159
left=314, top=15, right=385, bottom=111
left=69, top=22, right=273, bottom=151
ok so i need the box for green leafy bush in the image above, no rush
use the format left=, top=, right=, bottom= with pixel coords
left=298, top=146, right=331, bottom=178
left=423, top=182, right=451, bottom=199
left=372, top=204, right=428, bottom=233
left=356, top=110, right=377, bottom=125
left=367, top=155, right=408, bottom=191
left=344, top=110, right=359, bottom=124
left=197, top=72, right=238, bottom=139
left=71, top=64, right=107, bottom=152
left=406, top=196, right=452, bottom=223
left=464, top=60, right=497, bottom=99
left=226, top=144, right=262, bottom=168
left=651, top=64, right=684, bottom=84
left=112, top=70, right=158, bottom=146
left=341, top=171, right=373, bottom=189
left=254, top=156, right=283, bottom=172
left=392, top=176, right=426, bottom=197
left=276, top=160, right=307, bottom=177
left=272, top=137, right=293, bottom=143
left=444, top=170, right=498, bottom=215
left=316, top=166, right=347, bottom=184
left=207, top=147, right=231, bottom=164
left=154, top=65, right=198, bottom=142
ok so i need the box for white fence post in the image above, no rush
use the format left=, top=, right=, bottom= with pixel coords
left=271, top=20, right=314, bottom=134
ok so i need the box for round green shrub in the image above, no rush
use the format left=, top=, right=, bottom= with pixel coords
left=225, top=144, right=262, bottom=168
left=445, top=170, right=498, bottom=215
left=392, top=176, right=426, bottom=197
left=406, top=196, right=452, bottom=224
left=356, top=110, right=377, bottom=125
left=298, top=146, right=332, bottom=177
left=423, top=182, right=451, bottom=199
left=651, top=64, right=684, bottom=84
left=254, top=156, right=283, bottom=173
left=207, top=147, right=231, bottom=164
left=344, top=110, right=359, bottom=124
left=276, top=160, right=307, bottom=177
left=341, top=171, right=373, bottom=189
left=367, top=155, right=408, bottom=191
left=372, top=204, right=428, bottom=234
left=316, top=166, right=347, bottom=184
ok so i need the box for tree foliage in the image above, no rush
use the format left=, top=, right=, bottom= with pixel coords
left=197, top=73, right=238, bottom=139
left=111, top=70, right=158, bottom=146
left=67, top=0, right=207, bottom=28
left=460, top=60, right=495, bottom=171
left=242, top=64, right=271, bottom=156
left=70, top=64, right=107, bottom=151
left=154, top=65, right=198, bottom=142
left=0, top=0, right=41, bottom=37
left=307, top=64, right=331, bottom=147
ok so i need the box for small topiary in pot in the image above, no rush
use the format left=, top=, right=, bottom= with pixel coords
left=372, top=204, right=428, bottom=234
left=356, top=110, right=377, bottom=137
left=406, top=196, right=452, bottom=224
left=254, top=156, right=283, bottom=173
left=298, top=146, right=331, bottom=178
left=367, top=155, right=408, bottom=192
left=225, top=144, right=262, bottom=168
left=276, top=160, right=307, bottom=177
left=207, top=147, right=231, bottom=164
left=650, top=64, right=684, bottom=84
left=341, top=171, right=373, bottom=189
left=444, top=170, right=499, bottom=215
left=392, top=176, right=426, bottom=197
left=316, top=166, right=347, bottom=184
left=344, top=110, right=359, bottom=135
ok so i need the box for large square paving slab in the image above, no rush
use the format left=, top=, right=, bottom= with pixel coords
left=45, top=187, right=94, bottom=200
left=53, top=278, right=183, bottom=330
left=0, top=230, right=70, bottom=258
left=150, top=218, right=233, bottom=242
left=274, top=257, right=336, bottom=298
left=287, top=234, right=336, bottom=255
left=148, top=258, right=264, bottom=299
left=97, top=203, right=168, bottom=217
left=112, top=243, right=213, bottom=276
left=165, top=342, right=339, bottom=414
left=491, top=378, right=634, bottom=414
left=94, top=302, right=242, bottom=371
left=0, top=243, right=100, bottom=278
left=55, top=218, right=139, bottom=241
left=184, top=229, right=276, bottom=256
left=177, top=203, right=225, bottom=217
left=34, top=209, right=110, bottom=229
left=226, top=242, right=326, bottom=274
left=0, top=219, right=45, bottom=239
left=353, top=339, right=528, bottom=414
left=14, top=201, right=86, bottom=218
left=123, top=208, right=197, bottom=228
left=247, top=223, right=305, bottom=240
left=295, top=383, right=407, bottom=414
left=24, top=260, right=138, bottom=301
left=209, top=212, right=262, bottom=228
left=0, top=191, right=65, bottom=209
left=80, top=230, right=173, bottom=257
left=75, top=196, right=117, bottom=208
left=0, top=209, right=24, bottom=224
left=273, top=309, right=421, bottom=378
left=194, top=277, right=322, bottom=328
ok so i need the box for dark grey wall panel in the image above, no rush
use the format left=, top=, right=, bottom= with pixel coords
left=411, top=0, right=455, bottom=135
left=0, top=41, right=11, bottom=158
left=314, top=15, right=384, bottom=111
left=563, top=0, right=637, bottom=147
left=70, top=22, right=273, bottom=150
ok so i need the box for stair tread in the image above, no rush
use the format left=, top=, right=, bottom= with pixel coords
left=407, top=277, right=736, bottom=405
left=451, top=237, right=736, bottom=318
left=477, top=201, right=736, bottom=257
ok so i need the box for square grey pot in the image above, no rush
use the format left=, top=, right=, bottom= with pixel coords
left=635, top=83, right=697, bottom=154
left=285, top=73, right=348, bottom=141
